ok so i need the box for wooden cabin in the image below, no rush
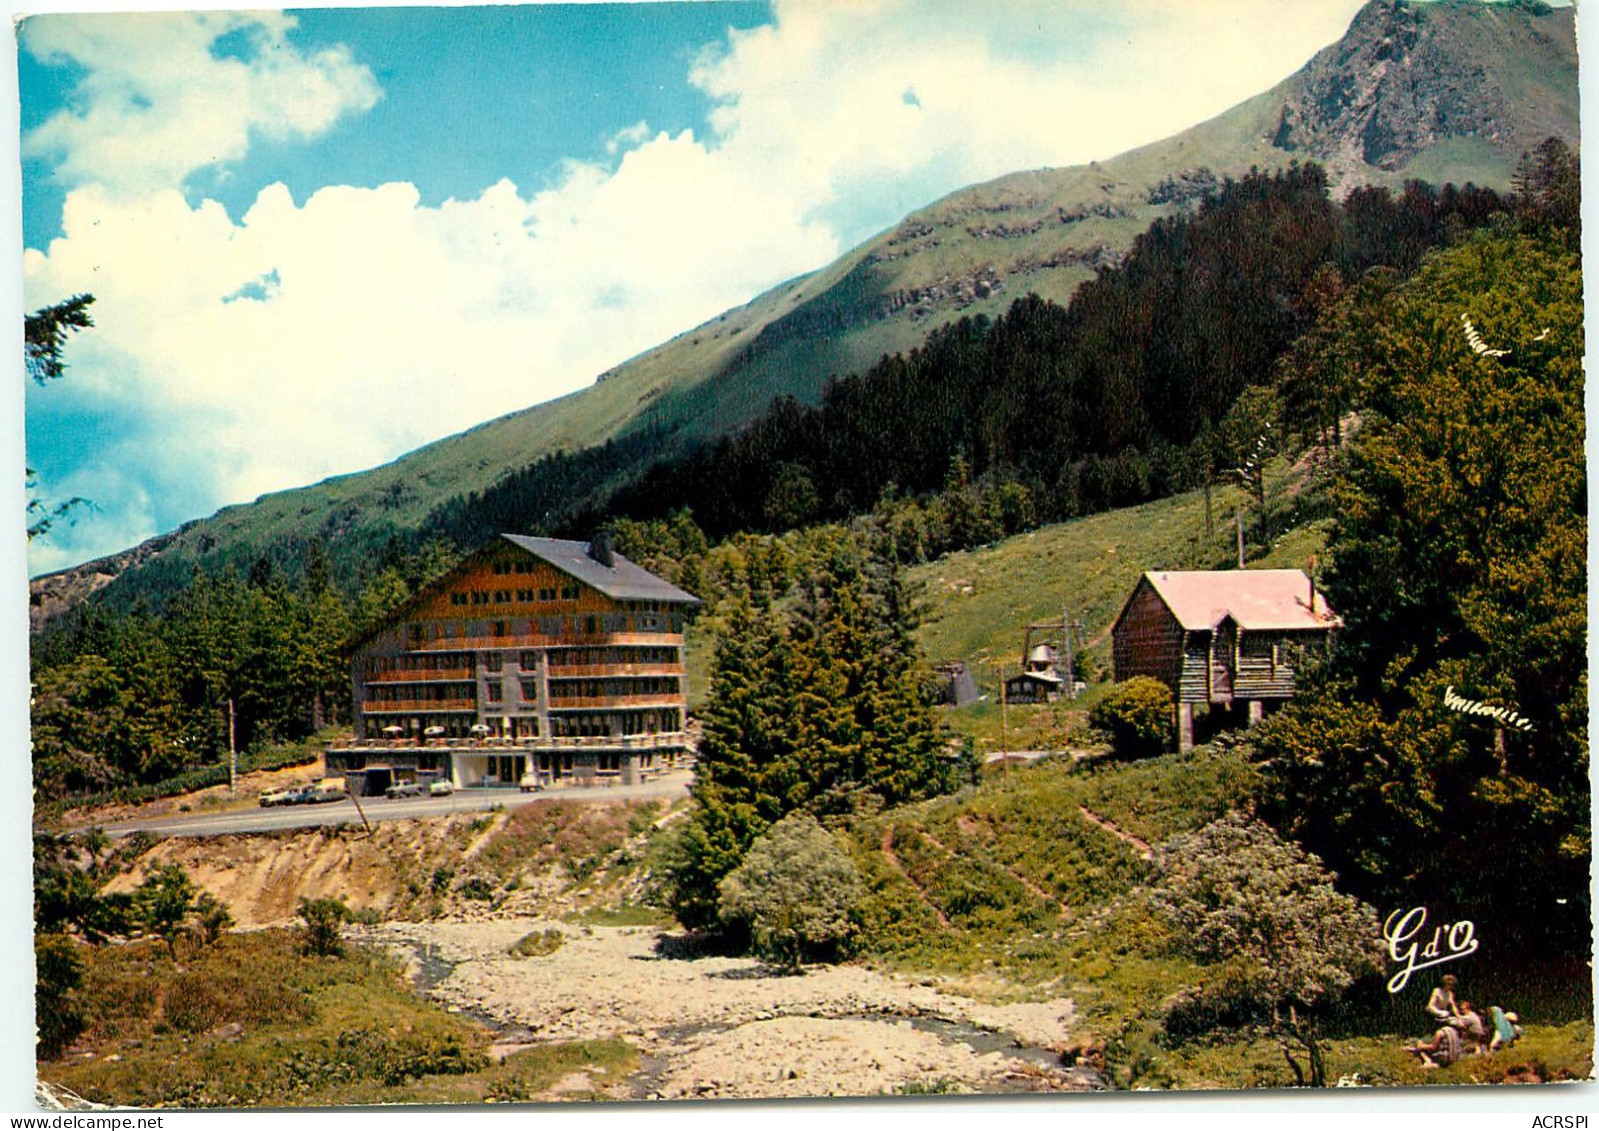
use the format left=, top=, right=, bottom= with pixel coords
left=329, top=533, right=699, bottom=789
left=1111, top=569, right=1340, bottom=750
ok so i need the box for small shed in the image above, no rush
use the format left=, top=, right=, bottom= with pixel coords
left=933, top=661, right=980, bottom=707
left=1006, top=643, right=1065, bottom=703
left=1111, top=569, right=1340, bottom=750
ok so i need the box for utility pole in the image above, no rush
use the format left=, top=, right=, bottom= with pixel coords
left=1061, top=607, right=1073, bottom=698
left=1236, top=509, right=1246, bottom=569
left=999, top=662, right=1010, bottom=778
left=1062, top=608, right=1086, bottom=699
left=228, top=697, right=237, bottom=795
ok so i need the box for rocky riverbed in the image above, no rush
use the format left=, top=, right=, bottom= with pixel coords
left=362, top=919, right=1097, bottom=1100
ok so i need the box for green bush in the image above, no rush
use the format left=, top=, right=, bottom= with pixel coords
left=298, top=897, right=349, bottom=958
left=455, top=876, right=495, bottom=902
left=36, top=933, right=86, bottom=1060
left=508, top=929, right=565, bottom=958
left=718, top=811, right=863, bottom=970
left=163, top=971, right=232, bottom=1033
left=1090, top=677, right=1174, bottom=759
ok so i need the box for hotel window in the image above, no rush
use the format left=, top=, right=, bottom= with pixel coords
left=520, top=679, right=538, bottom=700
left=485, top=652, right=503, bottom=673
left=493, top=621, right=508, bottom=637
left=486, top=680, right=502, bottom=702
left=520, top=651, right=539, bottom=670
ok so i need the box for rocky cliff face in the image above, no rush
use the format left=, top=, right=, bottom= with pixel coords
left=1271, top=0, right=1577, bottom=187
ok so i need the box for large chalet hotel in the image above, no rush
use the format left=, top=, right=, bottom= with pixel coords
left=327, top=533, right=699, bottom=790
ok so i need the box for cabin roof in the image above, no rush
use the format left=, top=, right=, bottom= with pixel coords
left=501, top=535, right=701, bottom=605
left=1136, top=569, right=1340, bottom=633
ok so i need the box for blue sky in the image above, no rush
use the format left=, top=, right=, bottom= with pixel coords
left=17, top=0, right=1376, bottom=576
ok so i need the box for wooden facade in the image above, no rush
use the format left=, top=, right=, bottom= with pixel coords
left=330, top=534, right=699, bottom=789
left=1111, top=569, right=1340, bottom=751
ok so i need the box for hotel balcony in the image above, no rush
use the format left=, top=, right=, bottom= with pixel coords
left=364, top=667, right=475, bottom=684
left=361, top=698, right=478, bottom=714
left=329, top=731, right=690, bottom=753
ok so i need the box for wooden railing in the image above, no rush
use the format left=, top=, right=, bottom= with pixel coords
left=364, top=667, right=475, bottom=684
left=329, top=732, right=689, bottom=751
left=407, top=631, right=683, bottom=652
left=361, top=698, right=477, bottom=714
left=546, top=694, right=684, bottom=710
left=546, top=663, right=684, bottom=679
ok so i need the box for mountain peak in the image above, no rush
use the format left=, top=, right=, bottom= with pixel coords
left=1270, top=0, right=1576, bottom=188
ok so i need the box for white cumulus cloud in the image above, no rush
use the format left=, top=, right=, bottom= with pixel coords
left=21, top=10, right=379, bottom=197
left=23, top=1, right=1371, bottom=574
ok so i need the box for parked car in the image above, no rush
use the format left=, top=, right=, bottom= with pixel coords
left=385, top=780, right=426, bottom=799
left=306, top=780, right=347, bottom=803
left=519, top=771, right=544, bottom=793
left=428, top=779, right=455, bottom=797
left=259, top=786, right=307, bottom=807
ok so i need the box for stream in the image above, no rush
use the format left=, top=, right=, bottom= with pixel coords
left=392, top=936, right=1107, bottom=1097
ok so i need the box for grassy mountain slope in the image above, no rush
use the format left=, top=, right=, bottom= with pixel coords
left=31, top=0, right=1577, bottom=624
left=910, top=462, right=1333, bottom=691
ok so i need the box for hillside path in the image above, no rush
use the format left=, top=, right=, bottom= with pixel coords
left=1076, top=804, right=1153, bottom=860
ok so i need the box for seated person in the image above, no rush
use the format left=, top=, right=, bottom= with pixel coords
left=1426, top=975, right=1460, bottom=1024
left=1408, top=1024, right=1464, bottom=1069
left=1489, top=1007, right=1523, bottom=1053
left=1456, top=1000, right=1488, bottom=1053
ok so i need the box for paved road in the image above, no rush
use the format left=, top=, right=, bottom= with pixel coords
left=91, top=770, right=695, bottom=840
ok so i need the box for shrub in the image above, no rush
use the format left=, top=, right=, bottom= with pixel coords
left=717, top=811, right=863, bottom=970
left=1146, top=813, right=1383, bottom=1086
left=1089, top=677, right=1173, bottom=759
left=508, top=929, right=565, bottom=958
left=133, top=863, right=198, bottom=959
left=163, top=972, right=231, bottom=1033
left=36, top=933, right=86, bottom=1060
left=298, top=897, right=350, bottom=958
left=191, top=891, right=234, bottom=947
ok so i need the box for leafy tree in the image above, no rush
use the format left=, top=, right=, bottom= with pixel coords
left=35, top=934, right=86, bottom=1061
left=1512, top=136, right=1580, bottom=245
left=33, top=831, right=133, bottom=944
left=717, top=811, right=863, bottom=970
left=25, top=294, right=94, bottom=384
left=134, top=863, right=199, bottom=960
left=24, top=294, right=95, bottom=540
left=191, top=891, right=235, bottom=948
left=298, top=896, right=350, bottom=957
left=1147, top=814, right=1383, bottom=1087
left=1090, top=676, right=1174, bottom=759
left=1259, top=228, right=1588, bottom=953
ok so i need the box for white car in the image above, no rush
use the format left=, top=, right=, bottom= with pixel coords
left=519, top=771, right=544, bottom=793
left=428, top=779, right=455, bottom=797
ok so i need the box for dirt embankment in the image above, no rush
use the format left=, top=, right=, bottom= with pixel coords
left=101, top=812, right=509, bottom=927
